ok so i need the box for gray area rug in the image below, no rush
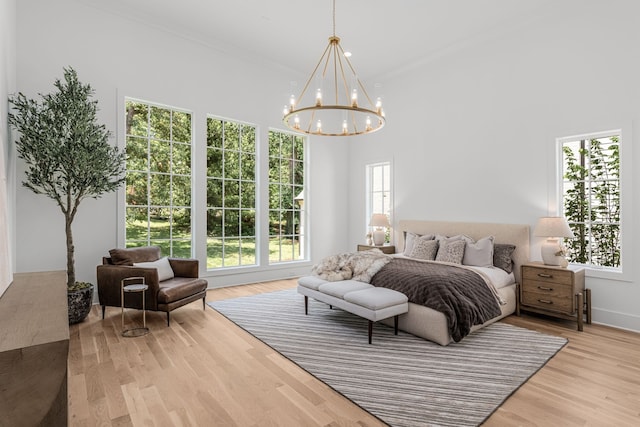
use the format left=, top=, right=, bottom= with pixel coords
left=209, top=289, right=567, bottom=427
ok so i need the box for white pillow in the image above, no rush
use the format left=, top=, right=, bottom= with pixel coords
left=463, top=236, right=495, bottom=267
left=134, top=256, right=175, bottom=281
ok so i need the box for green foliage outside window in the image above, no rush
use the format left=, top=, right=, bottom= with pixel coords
left=562, top=135, right=620, bottom=267
left=268, top=130, right=305, bottom=263
left=206, top=117, right=257, bottom=268
left=125, top=100, right=192, bottom=257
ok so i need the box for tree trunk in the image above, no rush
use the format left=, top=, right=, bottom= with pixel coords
left=65, top=215, right=75, bottom=288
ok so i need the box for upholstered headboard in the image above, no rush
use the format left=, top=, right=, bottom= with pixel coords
left=396, top=220, right=530, bottom=284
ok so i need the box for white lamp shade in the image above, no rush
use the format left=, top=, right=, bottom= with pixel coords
left=369, top=213, right=390, bottom=228
left=534, top=217, right=573, bottom=266
left=533, top=217, right=574, bottom=238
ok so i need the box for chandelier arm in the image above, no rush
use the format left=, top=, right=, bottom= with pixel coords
left=295, top=42, right=333, bottom=108
left=306, top=109, right=316, bottom=134
left=336, top=43, right=377, bottom=108
left=349, top=105, right=360, bottom=134
left=334, top=43, right=351, bottom=107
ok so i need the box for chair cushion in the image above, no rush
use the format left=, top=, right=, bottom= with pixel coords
left=109, top=246, right=161, bottom=265
left=157, top=277, right=208, bottom=304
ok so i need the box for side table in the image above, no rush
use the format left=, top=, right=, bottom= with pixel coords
left=121, top=277, right=150, bottom=337
left=357, top=244, right=395, bottom=254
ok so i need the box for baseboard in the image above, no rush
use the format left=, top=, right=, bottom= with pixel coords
left=591, top=307, right=640, bottom=334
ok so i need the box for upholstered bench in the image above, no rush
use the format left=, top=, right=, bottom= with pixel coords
left=297, top=276, right=409, bottom=344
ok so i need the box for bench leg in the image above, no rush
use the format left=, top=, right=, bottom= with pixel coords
left=368, top=320, right=373, bottom=344
left=304, top=296, right=308, bottom=315
left=394, top=315, right=399, bottom=335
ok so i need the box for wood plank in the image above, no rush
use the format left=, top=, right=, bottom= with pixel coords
left=0, top=271, right=69, bottom=426
left=68, top=278, right=640, bottom=426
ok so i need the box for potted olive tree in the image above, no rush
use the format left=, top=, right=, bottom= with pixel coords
left=8, top=67, right=126, bottom=324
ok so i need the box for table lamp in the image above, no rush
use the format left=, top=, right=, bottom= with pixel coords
left=369, top=214, right=390, bottom=246
left=534, top=216, right=575, bottom=267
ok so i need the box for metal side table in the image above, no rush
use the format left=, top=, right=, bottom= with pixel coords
left=121, top=277, right=150, bottom=337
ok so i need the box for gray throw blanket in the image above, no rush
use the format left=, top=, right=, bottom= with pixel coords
left=371, top=258, right=501, bottom=342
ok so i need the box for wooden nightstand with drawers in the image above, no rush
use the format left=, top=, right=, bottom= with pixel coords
left=357, top=244, right=396, bottom=254
left=519, top=262, right=591, bottom=331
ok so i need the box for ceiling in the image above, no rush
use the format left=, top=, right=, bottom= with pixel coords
left=80, top=0, right=555, bottom=82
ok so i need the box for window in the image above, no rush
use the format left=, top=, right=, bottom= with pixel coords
left=560, top=131, right=620, bottom=268
left=206, top=117, right=257, bottom=269
left=366, top=162, right=392, bottom=243
left=268, top=130, right=305, bottom=263
left=124, top=99, right=192, bottom=257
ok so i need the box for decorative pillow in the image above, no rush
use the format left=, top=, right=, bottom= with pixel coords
left=435, top=239, right=466, bottom=264
left=493, top=243, right=516, bottom=273
left=403, top=232, right=435, bottom=256
left=463, top=236, right=495, bottom=267
left=408, top=238, right=439, bottom=260
left=134, top=256, right=175, bottom=281
left=109, top=246, right=161, bottom=265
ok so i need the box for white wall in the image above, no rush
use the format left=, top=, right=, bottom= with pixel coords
left=14, top=0, right=640, bottom=332
left=348, top=1, right=640, bottom=331
left=0, top=0, right=17, bottom=298
left=14, top=0, right=349, bottom=290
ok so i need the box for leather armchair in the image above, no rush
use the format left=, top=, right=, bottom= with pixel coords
left=97, top=246, right=208, bottom=326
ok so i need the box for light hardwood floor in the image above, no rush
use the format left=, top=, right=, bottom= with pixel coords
left=68, top=279, right=640, bottom=426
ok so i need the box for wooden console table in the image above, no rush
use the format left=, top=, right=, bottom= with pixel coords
left=0, top=271, right=69, bottom=426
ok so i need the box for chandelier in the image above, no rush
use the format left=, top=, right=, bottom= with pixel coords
left=282, top=0, right=385, bottom=136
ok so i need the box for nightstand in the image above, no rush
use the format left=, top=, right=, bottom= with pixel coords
left=357, top=244, right=395, bottom=254
left=519, top=262, right=591, bottom=331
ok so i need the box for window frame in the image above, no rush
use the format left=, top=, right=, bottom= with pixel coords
left=267, top=128, right=307, bottom=264
left=122, top=97, right=194, bottom=257
left=365, top=161, right=392, bottom=244
left=556, top=128, right=633, bottom=281
left=206, top=115, right=258, bottom=270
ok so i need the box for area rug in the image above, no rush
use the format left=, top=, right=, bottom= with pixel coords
left=208, top=289, right=567, bottom=427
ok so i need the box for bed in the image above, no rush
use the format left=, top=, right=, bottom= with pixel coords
left=376, top=219, right=530, bottom=345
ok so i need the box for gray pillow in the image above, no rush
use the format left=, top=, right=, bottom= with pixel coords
left=435, top=239, right=466, bottom=264
left=408, top=239, right=439, bottom=260
left=403, top=232, right=435, bottom=256
left=463, top=236, right=495, bottom=267
left=493, top=243, right=516, bottom=273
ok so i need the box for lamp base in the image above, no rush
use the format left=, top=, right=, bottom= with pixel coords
left=541, top=238, right=567, bottom=267
left=372, top=229, right=385, bottom=246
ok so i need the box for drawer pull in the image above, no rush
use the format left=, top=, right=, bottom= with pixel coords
left=537, top=299, right=553, bottom=304
left=537, top=273, right=553, bottom=279
left=537, top=286, right=553, bottom=291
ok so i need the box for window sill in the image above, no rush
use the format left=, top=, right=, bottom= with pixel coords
left=576, top=264, right=633, bottom=283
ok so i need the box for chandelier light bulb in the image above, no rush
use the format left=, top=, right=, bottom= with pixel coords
left=376, top=97, right=382, bottom=114
left=289, top=95, right=296, bottom=111
left=342, top=120, right=348, bottom=134
left=294, top=115, right=300, bottom=129
left=315, top=89, right=323, bottom=107
left=283, top=105, right=289, bottom=116
left=365, top=116, right=372, bottom=131
left=316, top=119, right=322, bottom=133
left=351, top=89, right=358, bottom=108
